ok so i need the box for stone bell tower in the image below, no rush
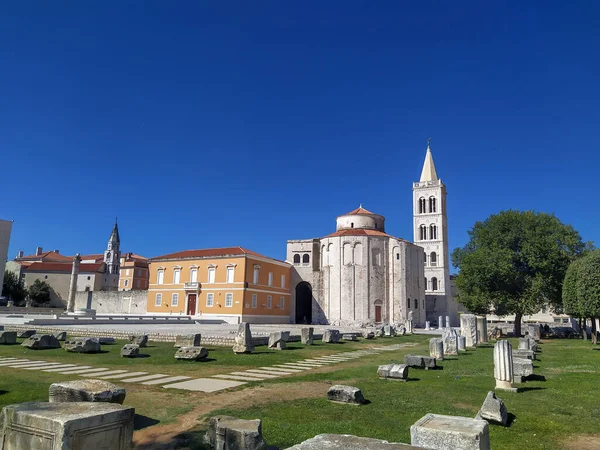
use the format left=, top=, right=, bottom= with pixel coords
left=103, top=220, right=121, bottom=290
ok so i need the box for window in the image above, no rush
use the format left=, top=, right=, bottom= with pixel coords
left=155, top=293, right=162, bottom=306
left=173, top=269, right=181, bottom=284
left=280, top=297, right=285, bottom=309
left=226, top=266, right=235, bottom=283
left=429, top=196, right=437, bottom=213
left=396, top=253, right=400, bottom=260
left=252, top=294, right=257, bottom=308
left=206, top=293, right=214, bottom=307
left=431, top=277, right=438, bottom=291
left=430, top=225, right=437, bottom=240
left=268, top=272, right=273, bottom=286
left=423, top=299, right=425, bottom=309
left=208, top=267, right=216, bottom=284
left=87, top=276, right=91, bottom=280
left=190, top=268, right=198, bottom=283
left=351, top=222, right=354, bottom=228
left=281, top=274, right=285, bottom=288
left=126, top=269, right=130, bottom=276
left=267, top=295, right=272, bottom=309
left=420, top=225, right=427, bottom=240
left=225, top=293, right=233, bottom=307
left=424, top=252, right=427, bottom=265
left=407, top=298, right=411, bottom=309
left=157, top=270, right=164, bottom=285
left=414, top=298, right=418, bottom=309
left=430, top=252, right=437, bottom=266
left=419, top=197, right=426, bottom=214
left=424, top=277, right=428, bottom=289
left=172, top=293, right=179, bottom=306
left=293, top=254, right=301, bottom=264
left=124, top=279, right=129, bottom=287
left=302, top=254, right=310, bottom=264
left=253, top=266, right=259, bottom=284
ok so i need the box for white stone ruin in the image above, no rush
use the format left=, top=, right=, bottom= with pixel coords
left=493, top=340, right=517, bottom=392
left=460, top=314, right=478, bottom=348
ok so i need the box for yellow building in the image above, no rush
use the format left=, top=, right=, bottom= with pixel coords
left=148, top=246, right=291, bottom=324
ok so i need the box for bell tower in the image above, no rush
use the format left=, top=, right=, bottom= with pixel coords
left=103, top=220, right=121, bottom=290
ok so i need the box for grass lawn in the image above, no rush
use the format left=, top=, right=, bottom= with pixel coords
left=1, top=334, right=599, bottom=449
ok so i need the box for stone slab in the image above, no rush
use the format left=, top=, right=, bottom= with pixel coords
left=233, top=371, right=280, bottom=379
left=0, top=360, right=43, bottom=366
left=49, top=379, right=126, bottom=404
left=410, top=414, right=490, bottom=450
left=55, top=368, right=110, bottom=375
left=119, top=374, right=170, bottom=383
left=24, top=364, right=77, bottom=371
left=97, top=372, right=148, bottom=380
left=260, top=367, right=302, bottom=373
left=272, top=365, right=310, bottom=371
left=162, top=378, right=246, bottom=392
left=7, top=362, right=66, bottom=369
left=287, top=434, right=422, bottom=449
left=142, top=375, right=191, bottom=385
left=0, top=359, right=32, bottom=366
left=43, top=366, right=92, bottom=373
left=213, top=374, right=266, bottom=381
left=244, top=369, right=289, bottom=376
left=79, top=370, right=129, bottom=377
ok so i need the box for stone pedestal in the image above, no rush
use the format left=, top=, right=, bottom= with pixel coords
left=410, top=414, right=490, bottom=450
left=476, top=316, right=488, bottom=343
left=405, top=320, right=413, bottom=334
left=204, top=415, right=268, bottom=450
left=0, top=401, right=134, bottom=450
left=49, top=380, right=126, bottom=404
left=494, top=340, right=517, bottom=392
left=301, top=327, right=314, bottom=345
left=425, top=321, right=430, bottom=331
left=287, top=434, right=421, bottom=449
left=513, top=357, right=533, bottom=383
left=429, top=338, right=444, bottom=360
left=518, top=338, right=530, bottom=350
left=174, top=334, right=201, bottom=348
left=445, top=316, right=450, bottom=328
left=404, top=355, right=436, bottom=370
left=460, top=314, right=478, bottom=348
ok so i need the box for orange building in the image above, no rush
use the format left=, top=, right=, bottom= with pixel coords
left=118, top=253, right=149, bottom=291
left=148, top=247, right=291, bottom=324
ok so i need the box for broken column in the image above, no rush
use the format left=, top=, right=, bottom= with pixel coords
left=494, top=340, right=517, bottom=391
left=67, top=253, right=81, bottom=313
left=429, top=338, right=444, bottom=360
left=460, top=314, right=478, bottom=348
left=438, top=315, right=443, bottom=330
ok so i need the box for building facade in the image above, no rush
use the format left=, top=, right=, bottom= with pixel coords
left=0, top=219, right=13, bottom=295
left=147, top=247, right=291, bottom=324
left=287, top=207, right=425, bottom=327
left=119, top=253, right=149, bottom=291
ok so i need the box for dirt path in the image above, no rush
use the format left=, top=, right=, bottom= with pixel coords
left=132, top=381, right=332, bottom=449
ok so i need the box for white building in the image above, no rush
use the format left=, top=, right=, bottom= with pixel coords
left=0, top=219, right=13, bottom=295
left=287, top=207, right=425, bottom=327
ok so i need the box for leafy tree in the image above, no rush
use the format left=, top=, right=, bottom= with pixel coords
left=452, top=210, right=587, bottom=336
left=1, top=270, right=27, bottom=305
left=27, top=279, right=52, bottom=306
left=563, top=250, right=600, bottom=343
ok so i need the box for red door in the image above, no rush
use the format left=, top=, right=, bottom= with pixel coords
left=375, top=305, right=382, bottom=323
left=187, top=294, right=197, bottom=315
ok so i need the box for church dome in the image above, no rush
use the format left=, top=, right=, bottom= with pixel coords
left=335, top=206, right=385, bottom=232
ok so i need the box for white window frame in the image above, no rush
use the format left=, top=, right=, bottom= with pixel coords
left=155, top=293, right=162, bottom=306
left=157, top=269, right=164, bottom=285
left=281, top=274, right=285, bottom=288
left=190, top=268, right=198, bottom=282
left=268, top=272, right=273, bottom=287
left=252, top=294, right=257, bottom=308
left=172, top=293, right=179, bottom=306
left=225, top=293, right=233, bottom=308
left=206, top=293, right=214, bottom=307
left=267, top=295, right=272, bottom=309
left=253, top=265, right=260, bottom=284
left=279, top=296, right=285, bottom=310
left=207, top=267, right=216, bottom=284
left=226, top=266, right=235, bottom=283
left=173, top=269, right=181, bottom=284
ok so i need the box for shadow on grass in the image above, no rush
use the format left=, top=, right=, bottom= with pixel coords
left=0, top=390, right=8, bottom=395
left=506, top=413, right=517, bottom=427
left=458, top=352, right=473, bottom=356
left=406, top=377, right=421, bottom=382
left=477, top=345, right=494, bottom=349
left=518, top=387, right=546, bottom=393
left=526, top=374, right=546, bottom=382
left=444, top=357, right=459, bottom=361
left=134, top=414, right=160, bottom=431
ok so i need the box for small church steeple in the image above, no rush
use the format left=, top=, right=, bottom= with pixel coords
left=420, top=139, right=439, bottom=182
left=104, top=219, right=121, bottom=277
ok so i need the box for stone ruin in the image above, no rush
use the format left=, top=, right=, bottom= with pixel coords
left=475, top=391, right=508, bottom=426
left=268, top=331, right=290, bottom=350
left=174, top=334, right=201, bottom=348
left=513, top=358, right=533, bottom=383
left=17, top=329, right=36, bottom=338
left=21, top=334, right=61, bottom=350
left=0, top=331, right=17, bottom=345
left=327, top=385, right=366, bottom=405
left=403, top=354, right=436, bottom=370
left=460, top=314, right=479, bottom=348
left=175, top=346, right=209, bottom=361
left=49, top=379, right=126, bottom=405
left=442, top=328, right=458, bottom=355
left=322, top=329, right=341, bottom=343
left=429, top=338, right=444, bottom=360
left=494, top=340, right=517, bottom=392
left=378, top=364, right=409, bottom=381
left=301, top=327, right=314, bottom=345
left=205, top=415, right=269, bottom=450
left=63, top=337, right=101, bottom=353
left=411, top=413, right=490, bottom=450
left=120, top=344, right=140, bottom=358
left=128, top=334, right=148, bottom=347
left=287, top=434, right=421, bottom=449
left=233, top=322, right=254, bottom=354
left=54, top=331, right=67, bottom=341
left=457, top=335, right=466, bottom=351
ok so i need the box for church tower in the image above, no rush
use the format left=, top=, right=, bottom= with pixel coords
left=103, top=221, right=121, bottom=290
left=413, top=141, right=454, bottom=326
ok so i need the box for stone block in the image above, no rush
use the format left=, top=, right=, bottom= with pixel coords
left=429, top=338, right=444, bottom=360
left=458, top=335, right=466, bottom=351
left=442, top=328, right=458, bottom=355
left=49, top=379, right=126, bottom=404
left=494, top=340, right=516, bottom=391
left=17, top=330, right=36, bottom=338
left=342, top=334, right=357, bottom=341
left=460, top=314, right=478, bottom=348
left=383, top=325, right=396, bottom=337
left=518, top=338, right=530, bottom=350
left=476, top=316, right=488, bottom=343
left=322, top=329, right=340, bottom=343
left=21, top=334, right=61, bottom=350
left=512, top=349, right=535, bottom=360
left=204, top=415, right=268, bottom=450
left=475, top=391, right=508, bottom=426
left=120, top=344, right=140, bottom=357
left=53, top=332, right=67, bottom=341
left=0, top=331, right=17, bottom=345
left=301, top=327, right=314, bottom=345
left=268, top=331, right=290, bottom=350
left=64, top=337, right=101, bottom=354
left=175, top=346, right=208, bottom=361
left=174, top=334, right=201, bottom=348
left=233, top=322, right=254, bottom=354
left=327, top=385, right=366, bottom=405
left=128, top=334, right=148, bottom=347
left=410, top=413, right=490, bottom=450
left=0, top=401, right=135, bottom=450
left=378, top=364, right=409, bottom=381
left=404, top=354, right=436, bottom=370
left=98, top=337, right=115, bottom=345
left=286, top=434, right=422, bottom=449
left=526, top=336, right=538, bottom=352
left=512, top=357, right=533, bottom=383
left=363, top=331, right=375, bottom=340
left=526, top=324, right=541, bottom=341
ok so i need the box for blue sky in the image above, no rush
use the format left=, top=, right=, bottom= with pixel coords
left=1, top=2, right=599, bottom=269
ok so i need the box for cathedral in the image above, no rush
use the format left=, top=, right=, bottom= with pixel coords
left=287, top=142, right=455, bottom=327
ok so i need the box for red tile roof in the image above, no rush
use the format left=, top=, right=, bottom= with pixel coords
left=325, top=229, right=391, bottom=238
left=23, top=262, right=104, bottom=273
left=150, top=246, right=272, bottom=262
left=343, top=206, right=375, bottom=216
left=79, top=254, right=104, bottom=262
left=16, top=251, right=72, bottom=262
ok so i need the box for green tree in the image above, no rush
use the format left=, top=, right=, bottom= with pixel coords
left=563, top=250, right=600, bottom=344
left=452, top=210, right=587, bottom=336
left=2, top=270, right=27, bottom=305
left=27, top=279, right=52, bottom=306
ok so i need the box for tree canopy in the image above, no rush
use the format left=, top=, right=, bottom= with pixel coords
left=27, top=279, right=52, bottom=306
left=451, top=210, right=588, bottom=334
left=563, top=250, right=600, bottom=319
left=2, top=270, right=27, bottom=305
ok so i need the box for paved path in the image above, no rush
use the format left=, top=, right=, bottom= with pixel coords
left=0, top=342, right=413, bottom=393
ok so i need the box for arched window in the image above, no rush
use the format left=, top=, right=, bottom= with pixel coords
left=429, top=224, right=437, bottom=240
left=430, top=252, right=437, bottom=266
left=424, top=277, right=427, bottom=289
left=302, top=254, right=310, bottom=264
left=351, top=222, right=354, bottom=228
left=419, top=197, right=426, bottom=214
left=396, top=253, right=400, bottom=260
left=414, top=298, right=418, bottom=309
left=431, top=277, right=438, bottom=291
left=420, top=225, right=427, bottom=240
left=424, top=252, right=427, bottom=265
left=375, top=223, right=378, bottom=229
left=293, top=254, right=301, bottom=264
left=429, top=197, right=436, bottom=213
left=407, top=298, right=410, bottom=309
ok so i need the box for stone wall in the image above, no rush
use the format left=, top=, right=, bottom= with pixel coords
left=74, top=290, right=148, bottom=314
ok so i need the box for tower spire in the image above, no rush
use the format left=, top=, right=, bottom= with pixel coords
left=420, top=139, right=439, bottom=182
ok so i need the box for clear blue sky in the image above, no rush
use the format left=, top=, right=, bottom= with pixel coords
left=2, top=2, right=599, bottom=269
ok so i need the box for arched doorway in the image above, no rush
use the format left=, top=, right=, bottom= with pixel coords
left=374, top=299, right=383, bottom=324
left=295, top=282, right=312, bottom=324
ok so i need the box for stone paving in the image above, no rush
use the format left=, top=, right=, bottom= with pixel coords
left=0, top=342, right=412, bottom=393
